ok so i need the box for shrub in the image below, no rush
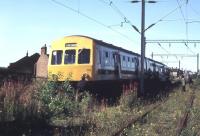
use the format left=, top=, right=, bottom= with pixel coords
left=38, top=79, right=91, bottom=118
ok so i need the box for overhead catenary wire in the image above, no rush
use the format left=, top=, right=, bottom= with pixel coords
left=147, top=0, right=195, bottom=55
left=147, top=42, right=181, bottom=62
left=176, top=0, right=188, bottom=41
left=98, top=0, right=140, bottom=34
left=185, top=0, right=189, bottom=49
left=176, top=0, right=193, bottom=53
left=157, top=42, right=170, bottom=54
left=184, top=42, right=195, bottom=54
left=146, top=1, right=187, bottom=30
left=176, top=0, right=186, bottom=22
left=157, top=43, right=179, bottom=60
left=189, top=2, right=200, bottom=18
left=161, top=18, right=199, bottom=22
left=50, top=0, right=135, bottom=42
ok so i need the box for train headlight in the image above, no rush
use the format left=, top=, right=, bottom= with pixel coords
left=81, top=73, right=90, bottom=81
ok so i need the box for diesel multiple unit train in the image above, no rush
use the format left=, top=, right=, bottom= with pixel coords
left=48, top=35, right=169, bottom=96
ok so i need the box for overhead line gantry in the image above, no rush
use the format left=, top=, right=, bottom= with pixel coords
left=146, top=39, right=200, bottom=44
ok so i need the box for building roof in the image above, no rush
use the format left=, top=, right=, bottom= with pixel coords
left=8, top=53, right=40, bottom=73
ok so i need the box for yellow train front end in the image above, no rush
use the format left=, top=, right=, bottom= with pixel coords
left=48, top=36, right=94, bottom=81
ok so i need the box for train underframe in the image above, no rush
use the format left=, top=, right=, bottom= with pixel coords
left=70, top=76, right=171, bottom=102
left=70, top=79, right=138, bottom=101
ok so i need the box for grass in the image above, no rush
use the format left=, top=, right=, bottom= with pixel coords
left=0, top=80, right=43, bottom=122
left=180, top=79, right=200, bottom=136
left=123, top=84, right=191, bottom=136
left=1, top=78, right=198, bottom=136
left=74, top=89, right=169, bottom=136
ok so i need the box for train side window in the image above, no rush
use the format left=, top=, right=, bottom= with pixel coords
left=123, top=56, right=125, bottom=61
left=122, top=56, right=126, bottom=67
left=111, top=53, right=115, bottom=66
left=99, top=50, right=102, bottom=64
left=131, top=58, right=134, bottom=68
left=51, top=50, right=63, bottom=65
left=127, top=57, right=130, bottom=67
left=131, top=58, right=135, bottom=64
left=64, top=50, right=76, bottom=64
left=105, top=52, right=109, bottom=58
left=78, top=49, right=90, bottom=64
left=104, top=51, right=110, bottom=65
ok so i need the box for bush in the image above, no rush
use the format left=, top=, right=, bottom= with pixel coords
left=38, top=79, right=91, bottom=118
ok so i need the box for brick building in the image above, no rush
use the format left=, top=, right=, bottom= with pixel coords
left=0, top=46, right=49, bottom=84
left=8, top=52, right=40, bottom=81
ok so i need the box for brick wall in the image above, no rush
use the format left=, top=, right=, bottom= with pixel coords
left=36, top=46, right=48, bottom=78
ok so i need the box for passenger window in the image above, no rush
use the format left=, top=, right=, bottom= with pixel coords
left=104, top=51, right=110, bottom=65
left=105, top=52, right=109, bottom=58
left=132, top=58, right=134, bottom=63
left=122, top=56, right=126, bottom=67
left=78, top=49, right=90, bottom=64
left=131, top=58, right=135, bottom=68
left=99, top=50, right=102, bottom=64
left=51, top=50, right=63, bottom=65
left=64, top=50, right=76, bottom=64
left=123, top=56, right=125, bottom=61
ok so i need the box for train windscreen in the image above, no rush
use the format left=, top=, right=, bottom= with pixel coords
left=64, top=50, right=76, bottom=64
left=51, top=50, right=63, bottom=65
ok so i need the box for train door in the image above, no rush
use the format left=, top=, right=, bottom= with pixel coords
left=113, top=52, right=121, bottom=78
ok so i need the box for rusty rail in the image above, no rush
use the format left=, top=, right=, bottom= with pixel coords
left=176, top=91, right=195, bottom=136
left=112, top=102, right=162, bottom=136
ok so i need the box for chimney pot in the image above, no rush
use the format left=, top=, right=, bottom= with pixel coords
left=41, top=44, right=47, bottom=55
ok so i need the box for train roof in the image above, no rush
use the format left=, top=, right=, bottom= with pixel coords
left=66, top=35, right=167, bottom=67
left=68, top=35, right=140, bottom=56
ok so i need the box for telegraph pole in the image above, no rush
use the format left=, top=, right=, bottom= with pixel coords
left=140, top=0, right=145, bottom=96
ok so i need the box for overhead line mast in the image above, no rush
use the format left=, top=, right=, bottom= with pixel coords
left=131, top=0, right=157, bottom=97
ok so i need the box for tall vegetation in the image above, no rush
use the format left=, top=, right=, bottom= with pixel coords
left=38, top=79, right=91, bottom=118
left=0, top=81, right=41, bottom=122
left=0, top=77, right=91, bottom=122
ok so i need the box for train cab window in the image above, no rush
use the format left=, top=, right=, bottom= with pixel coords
left=64, top=50, right=76, bottom=64
left=51, top=50, right=63, bottom=65
left=78, top=49, right=90, bottom=64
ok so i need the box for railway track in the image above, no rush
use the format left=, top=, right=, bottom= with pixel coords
left=112, top=100, right=166, bottom=136
left=176, top=86, right=196, bottom=136
left=112, top=84, right=198, bottom=136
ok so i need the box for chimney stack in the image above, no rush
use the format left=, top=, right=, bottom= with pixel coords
left=41, top=44, right=47, bottom=55
left=26, top=50, right=28, bottom=57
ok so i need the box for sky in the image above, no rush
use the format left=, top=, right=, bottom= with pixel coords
left=0, top=0, right=200, bottom=71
